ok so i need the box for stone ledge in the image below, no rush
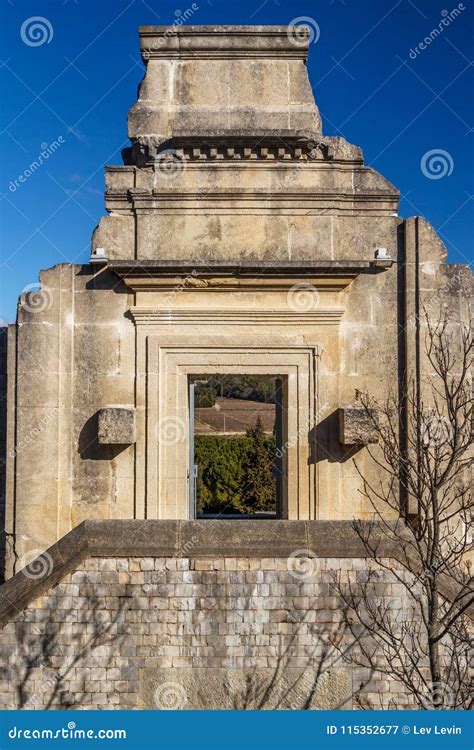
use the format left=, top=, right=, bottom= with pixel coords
left=108, top=259, right=390, bottom=293
left=138, top=26, right=313, bottom=61
left=0, top=520, right=471, bottom=628
left=109, top=259, right=382, bottom=277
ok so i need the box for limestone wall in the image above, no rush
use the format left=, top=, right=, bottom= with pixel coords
left=0, top=327, right=7, bottom=581
left=4, top=254, right=404, bottom=571
left=0, top=554, right=415, bottom=710
left=5, top=211, right=472, bottom=572
left=4, top=267, right=135, bottom=577
left=3, top=24, right=472, bottom=573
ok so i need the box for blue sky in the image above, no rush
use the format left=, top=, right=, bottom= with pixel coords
left=0, top=0, right=472, bottom=322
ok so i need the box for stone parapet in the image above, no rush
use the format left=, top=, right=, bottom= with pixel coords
left=0, top=520, right=471, bottom=628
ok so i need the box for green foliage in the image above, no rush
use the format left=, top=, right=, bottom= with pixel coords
left=195, top=426, right=276, bottom=515
left=240, top=417, right=276, bottom=512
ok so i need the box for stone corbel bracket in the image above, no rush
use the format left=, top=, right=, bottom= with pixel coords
left=122, top=134, right=362, bottom=169
left=97, top=407, right=136, bottom=445
left=339, top=406, right=379, bottom=446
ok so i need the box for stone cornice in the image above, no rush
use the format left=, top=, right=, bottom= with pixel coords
left=108, top=259, right=381, bottom=275
left=0, top=520, right=471, bottom=628
left=105, top=189, right=399, bottom=217
left=139, top=26, right=312, bottom=61
left=122, top=135, right=361, bottom=168
left=108, top=259, right=389, bottom=292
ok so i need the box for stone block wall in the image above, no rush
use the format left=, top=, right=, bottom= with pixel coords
left=0, top=555, right=417, bottom=710
left=0, top=327, right=7, bottom=583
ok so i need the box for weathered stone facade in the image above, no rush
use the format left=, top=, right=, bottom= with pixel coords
left=0, top=25, right=471, bottom=710
left=0, top=327, right=7, bottom=582
left=0, top=553, right=418, bottom=710
left=0, top=519, right=468, bottom=711
left=2, top=26, right=470, bottom=576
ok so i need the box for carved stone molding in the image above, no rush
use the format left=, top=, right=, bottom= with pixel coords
left=129, top=308, right=345, bottom=326
left=122, top=137, right=352, bottom=168
left=138, top=25, right=312, bottom=61
left=108, top=259, right=383, bottom=292
left=122, top=135, right=364, bottom=168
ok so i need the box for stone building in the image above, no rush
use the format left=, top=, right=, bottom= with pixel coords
left=0, top=26, right=471, bottom=710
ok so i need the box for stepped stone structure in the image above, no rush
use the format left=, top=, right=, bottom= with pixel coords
left=0, top=26, right=471, bottom=710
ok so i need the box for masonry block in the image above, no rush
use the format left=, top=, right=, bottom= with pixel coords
left=338, top=407, right=378, bottom=446
left=97, top=407, right=136, bottom=445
